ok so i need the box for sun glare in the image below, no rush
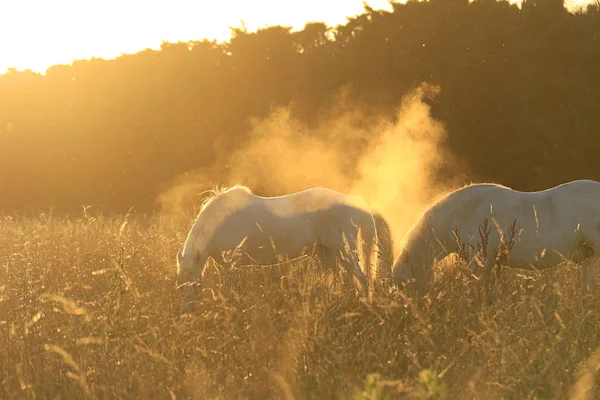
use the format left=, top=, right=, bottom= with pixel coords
left=0, top=0, right=392, bottom=75
left=0, top=0, right=593, bottom=75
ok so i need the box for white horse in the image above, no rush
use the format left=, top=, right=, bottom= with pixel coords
left=393, top=180, right=600, bottom=296
left=176, top=185, right=392, bottom=305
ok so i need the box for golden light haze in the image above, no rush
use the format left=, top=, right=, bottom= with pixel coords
left=0, top=0, right=593, bottom=75
left=157, top=85, right=465, bottom=252
left=0, top=0, right=391, bottom=74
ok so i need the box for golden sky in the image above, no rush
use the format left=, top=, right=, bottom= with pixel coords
left=0, top=0, right=593, bottom=75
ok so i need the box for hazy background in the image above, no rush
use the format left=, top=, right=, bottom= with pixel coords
left=3, top=2, right=600, bottom=398
left=1, top=0, right=600, bottom=245
left=0, top=0, right=592, bottom=74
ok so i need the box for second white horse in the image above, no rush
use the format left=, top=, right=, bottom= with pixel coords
left=393, top=179, right=600, bottom=296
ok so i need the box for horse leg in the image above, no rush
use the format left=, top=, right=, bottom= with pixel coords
left=339, top=253, right=368, bottom=296
left=465, top=250, right=497, bottom=303
left=321, top=246, right=340, bottom=283
left=349, top=233, right=369, bottom=294
left=580, top=255, right=598, bottom=296
left=361, top=233, right=374, bottom=283
left=481, top=255, right=501, bottom=303
left=341, top=255, right=354, bottom=288
left=338, top=231, right=369, bottom=296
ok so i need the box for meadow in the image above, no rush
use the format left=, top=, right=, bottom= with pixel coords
left=1, top=210, right=600, bottom=399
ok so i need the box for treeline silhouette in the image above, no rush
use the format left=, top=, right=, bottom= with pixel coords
left=1, top=0, right=599, bottom=213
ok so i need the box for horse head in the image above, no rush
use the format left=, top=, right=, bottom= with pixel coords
left=176, top=249, right=203, bottom=310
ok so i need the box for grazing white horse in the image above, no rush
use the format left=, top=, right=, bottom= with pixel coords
left=393, top=180, right=600, bottom=296
left=176, top=185, right=392, bottom=304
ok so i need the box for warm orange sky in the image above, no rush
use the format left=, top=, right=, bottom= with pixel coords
left=0, top=0, right=593, bottom=75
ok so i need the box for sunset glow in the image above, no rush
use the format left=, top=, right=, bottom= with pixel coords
left=0, top=0, right=392, bottom=75
left=0, top=0, right=594, bottom=75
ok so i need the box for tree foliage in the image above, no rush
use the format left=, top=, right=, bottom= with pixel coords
left=1, top=0, right=599, bottom=212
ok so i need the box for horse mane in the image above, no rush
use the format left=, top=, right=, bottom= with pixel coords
left=426, top=181, right=513, bottom=210
left=199, top=183, right=252, bottom=212
left=182, top=183, right=253, bottom=258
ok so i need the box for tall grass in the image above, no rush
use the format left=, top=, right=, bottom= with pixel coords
left=1, top=212, right=599, bottom=399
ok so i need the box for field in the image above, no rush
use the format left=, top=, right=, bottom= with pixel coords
left=1, top=211, right=600, bottom=399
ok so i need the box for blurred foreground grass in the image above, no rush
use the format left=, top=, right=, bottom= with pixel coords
left=1, top=212, right=600, bottom=399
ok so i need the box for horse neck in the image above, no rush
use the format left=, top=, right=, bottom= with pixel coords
left=183, top=189, right=253, bottom=258
left=403, top=213, right=447, bottom=271
left=182, top=200, right=223, bottom=258
left=182, top=212, right=209, bottom=258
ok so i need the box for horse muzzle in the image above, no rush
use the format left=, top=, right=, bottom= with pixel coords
left=177, top=281, right=202, bottom=311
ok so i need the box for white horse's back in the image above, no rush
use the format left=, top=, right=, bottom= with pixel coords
left=208, top=201, right=373, bottom=263
left=434, top=180, right=600, bottom=267
left=394, top=180, right=600, bottom=295
left=252, top=187, right=365, bottom=214
left=177, top=185, right=384, bottom=302
left=185, top=186, right=372, bottom=258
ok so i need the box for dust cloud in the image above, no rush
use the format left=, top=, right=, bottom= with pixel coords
left=158, top=84, right=464, bottom=251
left=350, top=88, right=458, bottom=250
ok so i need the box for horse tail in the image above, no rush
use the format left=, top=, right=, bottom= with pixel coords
left=373, top=212, right=394, bottom=281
